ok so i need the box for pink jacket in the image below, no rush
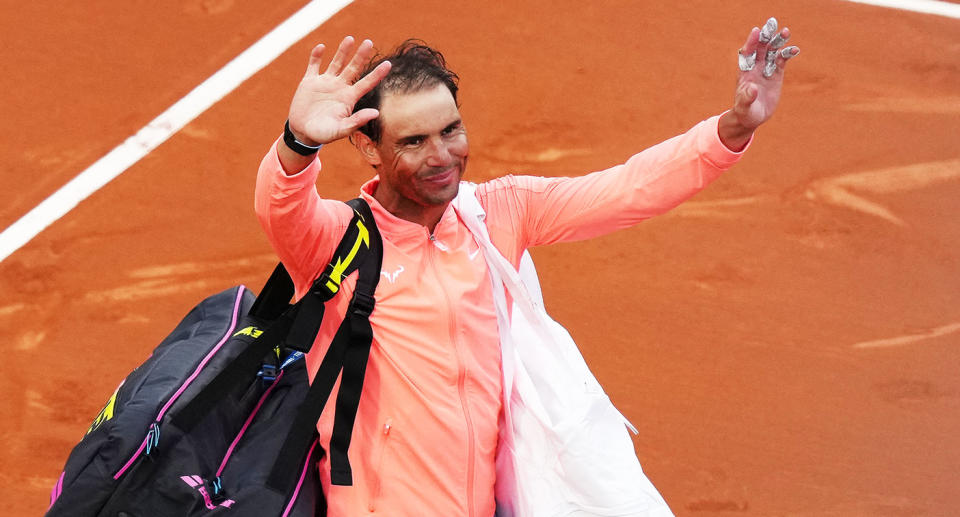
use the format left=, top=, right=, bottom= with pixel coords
left=254, top=114, right=745, bottom=516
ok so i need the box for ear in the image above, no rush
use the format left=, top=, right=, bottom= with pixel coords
left=351, top=131, right=382, bottom=167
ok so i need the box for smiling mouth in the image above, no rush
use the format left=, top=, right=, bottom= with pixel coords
left=421, top=167, right=457, bottom=183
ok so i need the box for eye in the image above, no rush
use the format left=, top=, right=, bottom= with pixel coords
left=442, top=122, right=461, bottom=136
left=403, top=136, right=425, bottom=147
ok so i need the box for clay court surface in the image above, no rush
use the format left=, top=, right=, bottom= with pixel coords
left=2, top=0, right=958, bottom=515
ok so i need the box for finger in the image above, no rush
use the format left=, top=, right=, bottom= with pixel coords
left=776, top=46, right=801, bottom=71
left=763, top=45, right=800, bottom=78
left=769, top=27, right=790, bottom=50
left=342, top=108, right=381, bottom=133
left=781, top=46, right=800, bottom=59
left=352, top=60, right=392, bottom=97
left=325, top=36, right=355, bottom=75
left=740, top=26, right=760, bottom=57
left=763, top=45, right=779, bottom=77
left=758, top=17, right=778, bottom=45
left=738, top=49, right=757, bottom=73
left=763, top=54, right=778, bottom=78
left=304, top=43, right=326, bottom=77
left=738, top=27, right=760, bottom=72
left=341, top=39, right=376, bottom=82
left=762, top=26, right=788, bottom=78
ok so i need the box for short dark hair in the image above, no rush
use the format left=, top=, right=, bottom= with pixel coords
left=354, top=40, right=459, bottom=143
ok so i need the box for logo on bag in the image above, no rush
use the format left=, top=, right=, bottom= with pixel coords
left=233, top=326, right=263, bottom=338
left=181, top=475, right=236, bottom=510
left=87, top=381, right=123, bottom=435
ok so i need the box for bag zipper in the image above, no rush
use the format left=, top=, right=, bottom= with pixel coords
left=113, top=287, right=248, bottom=480
left=47, top=471, right=65, bottom=509
left=215, top=369, right=286, bottom=478
left=282, top=437, right=322, bottom=517
left=211, top=351, right=305, bottom=502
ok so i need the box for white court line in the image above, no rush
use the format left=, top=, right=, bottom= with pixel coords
left=0, top=0, right=353, bottom=263
left=844, top=0, right=960, bottom=18
left=3, top=0, right=957, bottom=264
left=853, top=322, right=960, bottom=348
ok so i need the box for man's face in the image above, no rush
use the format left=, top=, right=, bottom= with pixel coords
left=368, top=83, right=468, bottom=213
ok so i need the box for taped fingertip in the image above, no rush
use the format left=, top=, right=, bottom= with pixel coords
left=759, top=17, right=778, bottom=43
left=738, top=50, right=757, bottom=72
left=763, top=60, right=777, bottom=78
left=769, top=31, right=789, bottom=49
left=780, top=46, right=800, bottom=59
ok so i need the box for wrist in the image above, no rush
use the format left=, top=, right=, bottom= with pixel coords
left=718, top=111, right=754, bottom=152
left=283, top=120, right=322, bottom=156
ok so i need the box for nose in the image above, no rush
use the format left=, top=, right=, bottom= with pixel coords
left=424, top=136, right=453, bottom=167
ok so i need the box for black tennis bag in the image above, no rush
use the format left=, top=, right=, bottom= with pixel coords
left=46, top=199, right=382, bottom=517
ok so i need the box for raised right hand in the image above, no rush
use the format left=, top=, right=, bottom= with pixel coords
left=287, top=37, right=392, bottom=147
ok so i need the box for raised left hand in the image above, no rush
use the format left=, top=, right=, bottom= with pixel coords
left=732, top=17, right=800, bottom=130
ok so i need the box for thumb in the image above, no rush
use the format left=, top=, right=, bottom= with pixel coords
left=735, top=82, right=759, bottom=112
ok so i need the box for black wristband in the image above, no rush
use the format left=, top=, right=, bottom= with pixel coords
left=283, top=120, right=322, bottom=156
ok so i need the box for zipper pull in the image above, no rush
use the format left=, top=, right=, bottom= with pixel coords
left=257, top=363, right=278, bottom=386
left=208, top=476, right=227, bottom=504
left=144, top=422, right=161, bottom=455
left=280, top=351, right=304, bottom=370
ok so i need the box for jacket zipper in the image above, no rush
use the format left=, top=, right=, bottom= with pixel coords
left=428, top=236, right=477, bottom=517
left=367, top=418, right=392, bottom=512
left=113, top=287, right=248, bottom=480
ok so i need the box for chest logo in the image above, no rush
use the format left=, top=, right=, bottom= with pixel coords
left=380, top=265, right=405, bottom=284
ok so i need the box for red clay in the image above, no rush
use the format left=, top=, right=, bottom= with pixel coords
left=2, top=1, right=958, bottom=515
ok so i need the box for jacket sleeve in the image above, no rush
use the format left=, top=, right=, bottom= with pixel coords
left=475, top=114, right=749, bottom=264
left=254, top=138, right=354, bottom=299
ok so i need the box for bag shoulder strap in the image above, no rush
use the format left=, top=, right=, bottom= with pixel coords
left=171, top=198, right=380, bottom=433
left=267, top=197, right=383, bottom=491
left=283, top=198, right=381, bottom=351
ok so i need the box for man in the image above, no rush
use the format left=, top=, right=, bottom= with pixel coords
left=255, top=19, right=799, bottom=517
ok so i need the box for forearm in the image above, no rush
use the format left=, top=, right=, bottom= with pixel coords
left=482, top=113, right=748, bottom=249
left=255, top=139, right=352, bottom=297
